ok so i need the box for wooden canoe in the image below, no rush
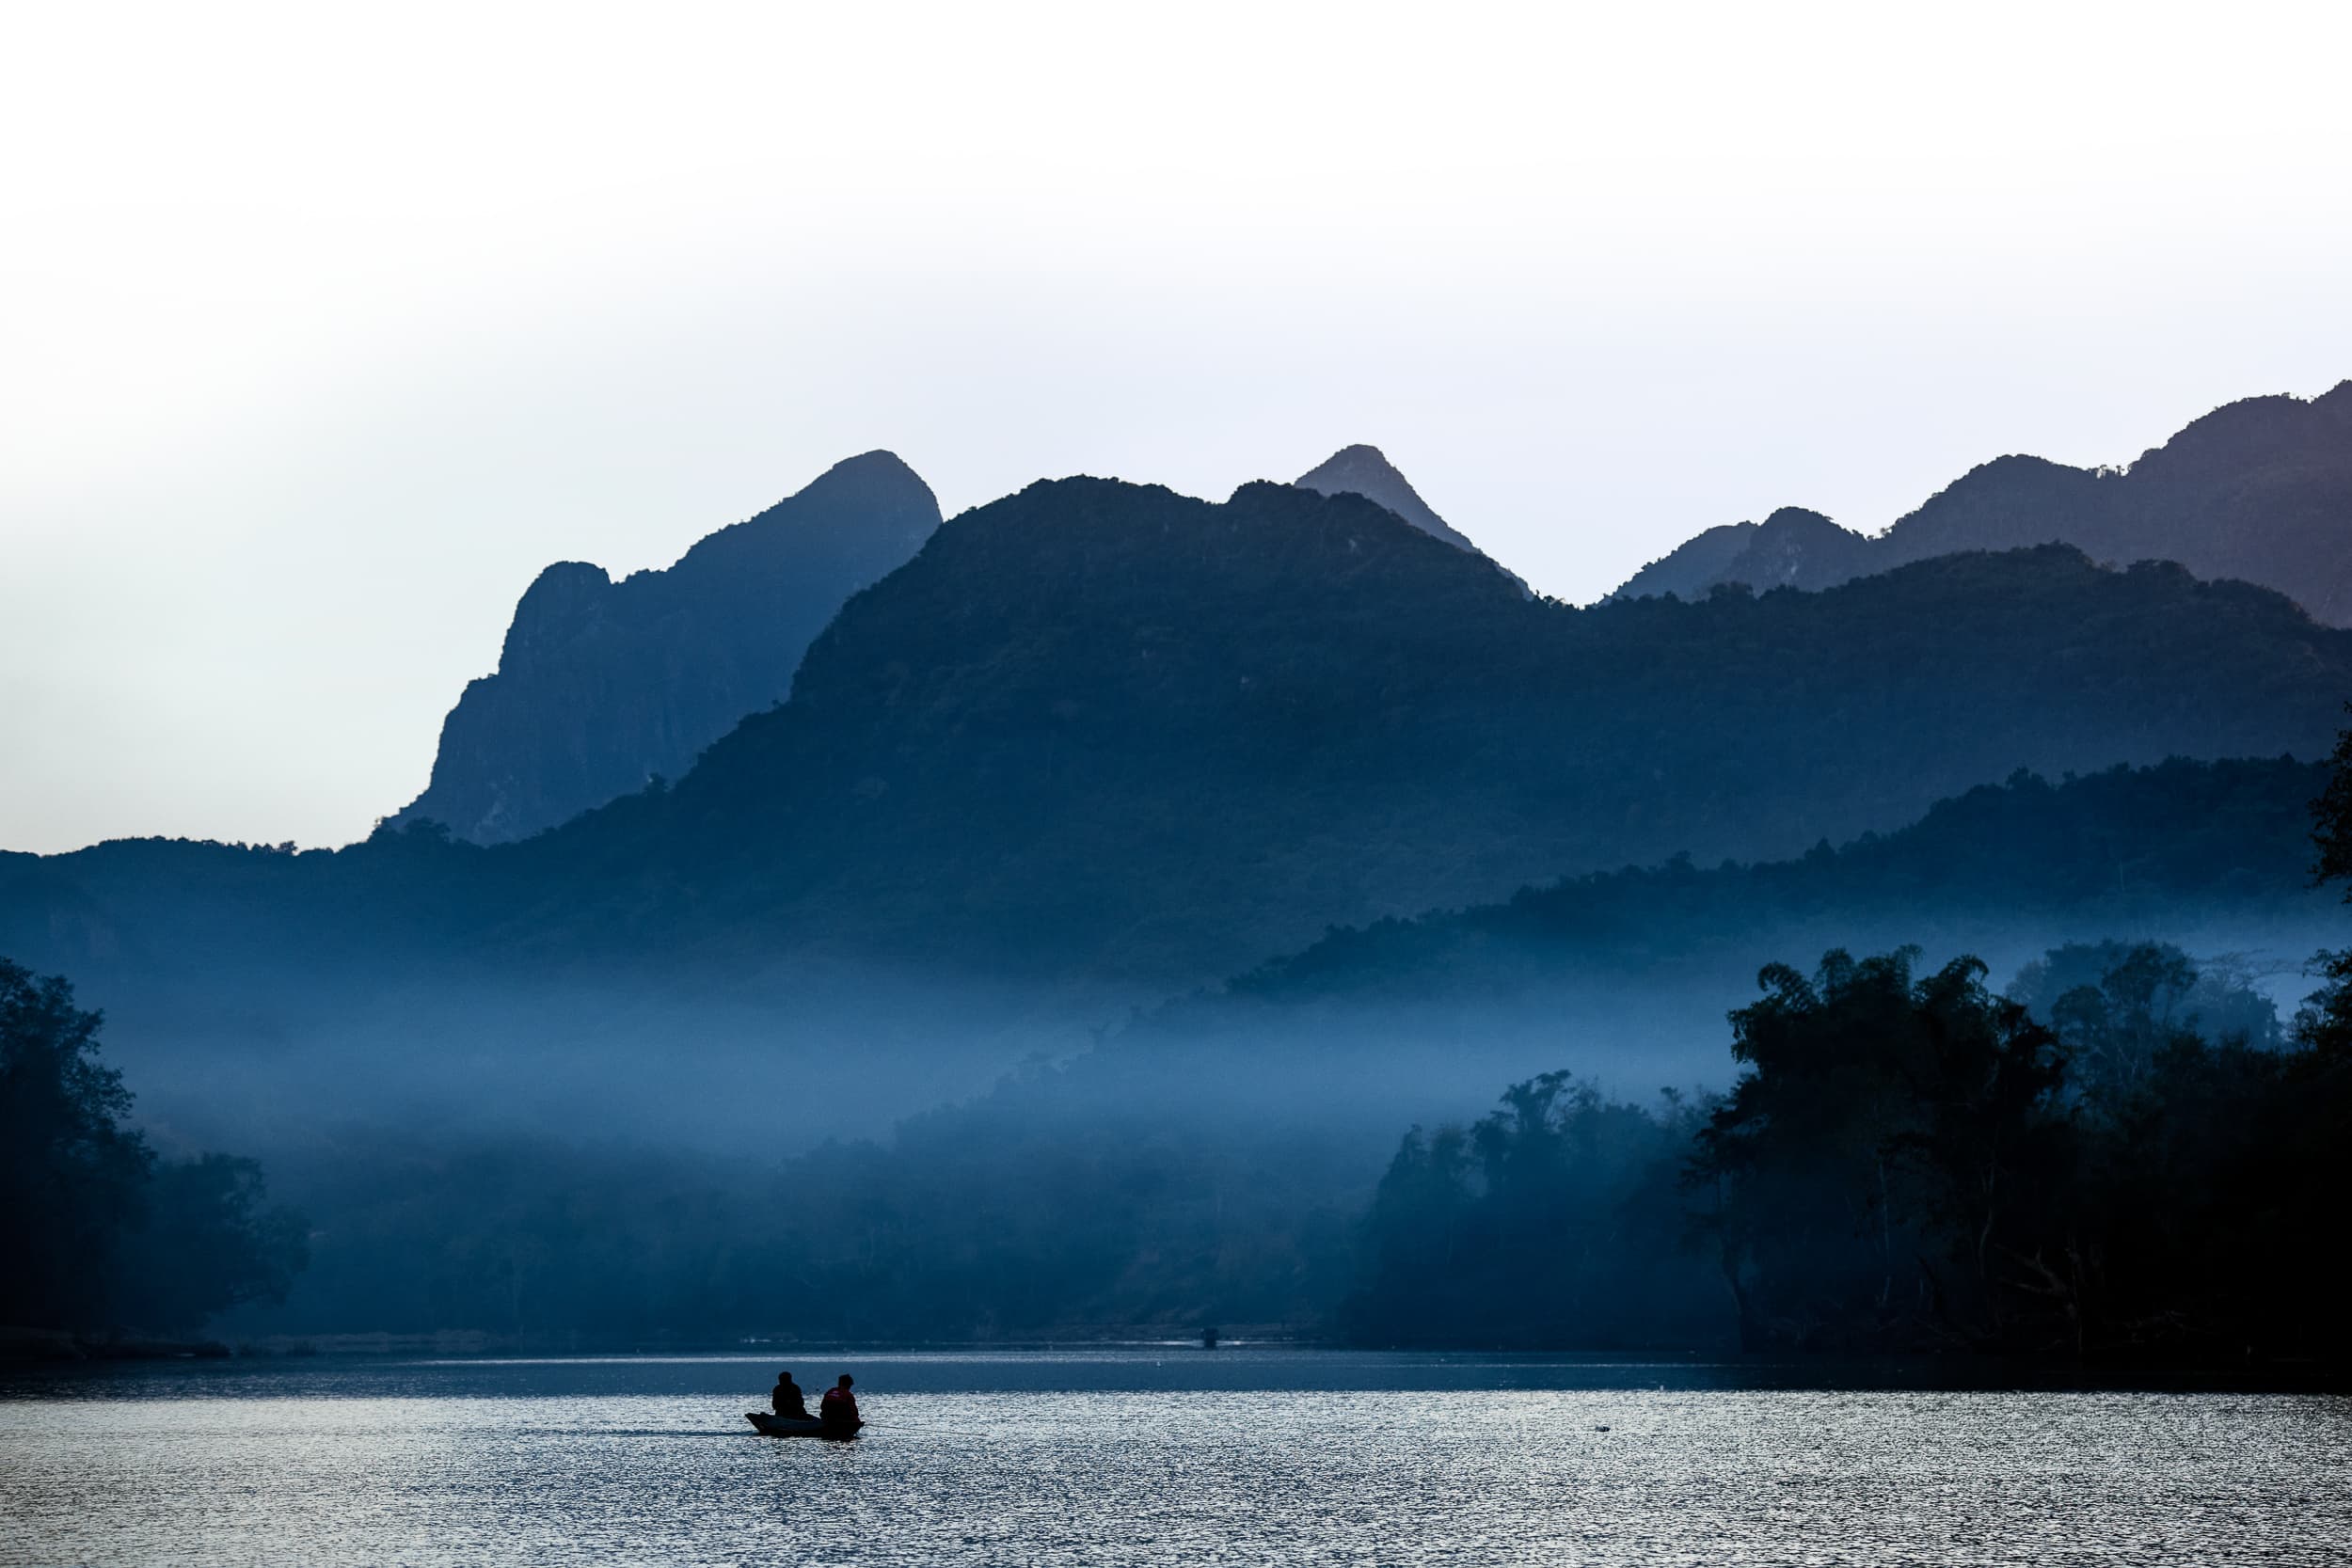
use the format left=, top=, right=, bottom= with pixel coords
left=746, top=1411, right=861, bottom=1439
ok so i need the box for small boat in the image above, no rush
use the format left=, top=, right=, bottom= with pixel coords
left=745, top=1412, right=861, bottom=1439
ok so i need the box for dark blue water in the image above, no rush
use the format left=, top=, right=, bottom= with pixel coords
left=6, top=1349, right=2347, bottom=1565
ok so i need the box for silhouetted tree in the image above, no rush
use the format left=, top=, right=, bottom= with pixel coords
left=1690, top=950, right=2070, bottom=1352
left=2312, top=704, right=2352, bottom=891
left=0, top=958, right=305, bottom=1334
left=0, top=958, right=151, bottom=1328
left=125, top=1154, right=310, bottom=1331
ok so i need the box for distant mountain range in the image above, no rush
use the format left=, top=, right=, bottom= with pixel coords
left=453, top=478, right=2349, bottom=981
left=14, top=410, right=2351, bottom=994
left=392, top=383, right=2350, bottom=861
left=396, top=442, right=1505, bottom=847
left=388, top=451, right=941, bottom=844
left=1613, top=382, right=2352, bottom=623
left=4, top=467, right=2346, bottom=1164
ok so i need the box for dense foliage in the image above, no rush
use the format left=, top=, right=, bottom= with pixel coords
left=174, top=751, right=2339, bottom=1354
left=233, top=1092, right=1367, bottom=1343
left=1342, top=1076, right=1721, bottom=1348
left=14, top=723, right=2343, bottom=1363
left=1342, top=940, right=2343, bottom=1362
left=0, top=958, right=306, bottom=1334
left=223, top=935, right=2313, bottom=1360
left=1694, top=951, right=2078, bottom=1354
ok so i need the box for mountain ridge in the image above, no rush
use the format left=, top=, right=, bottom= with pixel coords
left=1612, top=382, right=2352, bottom=620
left=11, top=466, right=2348, bottom=994
left=485, top=478, right=2352, bottom=979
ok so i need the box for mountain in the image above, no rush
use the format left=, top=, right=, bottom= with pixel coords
left=1615, top=506, right=1874, bottom=600
left=388, top=451, right=942, bottom=844
left=499, top=476, right=2352, bottom=979
left=8, top=469, right=2349, bottom=1164
left=16, top=472, right=2351, bottom=1002
left=1612, top=382, right=2352, bottom=622
left=1294, top=445, right=1486, bottom=557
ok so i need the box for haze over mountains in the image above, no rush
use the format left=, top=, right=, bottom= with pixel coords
left=1613, top=382, right=2352, bottom=622
left=495, top=482, right=2347, bottom=981
left=13, top=469, right=2349, bottom=993
left=9, top=383, right=2346, bottom=1025
left=11, top=377, right=2352, bottom=1346
left=186, top=752, right=2343, bottom=1343
left=387, top=387, right=2352, bottom=862
left=398, top=441, right=1504, bottom=847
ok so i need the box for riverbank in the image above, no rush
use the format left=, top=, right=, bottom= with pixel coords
left=0, top=1325, right=232, bottom=1362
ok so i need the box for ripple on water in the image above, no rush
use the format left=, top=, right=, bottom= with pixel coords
left=3, top=1357, right=2349, bottom=1567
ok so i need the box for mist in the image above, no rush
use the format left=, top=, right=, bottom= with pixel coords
left=47, top=840, right=2317, bottom=1347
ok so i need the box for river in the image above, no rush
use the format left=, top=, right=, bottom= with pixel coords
left=4, top=1349, right=2346, bottom=1565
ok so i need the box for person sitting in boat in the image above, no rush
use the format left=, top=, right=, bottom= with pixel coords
left=818, top=1374, right=860, bottom=1433
left=771, top=1370, right=811, bottom=1420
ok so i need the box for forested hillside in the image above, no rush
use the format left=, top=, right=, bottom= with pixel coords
left=10, top=480, right=2349, bottom=1003
left=521, top=480, right=2349, bottom=977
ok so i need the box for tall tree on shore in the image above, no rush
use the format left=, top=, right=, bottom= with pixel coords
left=2299, top=706, right=2352, bottom=1058
left=1690, top=949, right=2070, bottom=1352
left=0, top=958, right=306, bottom=1333
left=0, top=959, right=151, bottom=1329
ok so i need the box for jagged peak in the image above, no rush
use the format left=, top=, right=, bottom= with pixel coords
left=1293, top=444, right=1472, bottom=553
left=669, top=451, right=944, bottom=582
left=1756, top=505, right=1842, bottom=532
left=500, top=561, right=613, bottom=670
left=514, top=558, right=612, bottom=610
left=1302, top=442, right=1404, bottom=480
left=745, top=448, right=940, bottom=525
left=803, top=448, right=935, bottom=498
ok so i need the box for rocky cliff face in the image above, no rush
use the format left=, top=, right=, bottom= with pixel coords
left=1612, top=382, right=2352, bottom=622
left=389, top=450, right=941, bottom=843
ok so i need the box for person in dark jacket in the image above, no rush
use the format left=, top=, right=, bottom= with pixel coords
left=818, top=1374, right=861, bottom=1433
left=771, top=1371, right=811, bottom=1420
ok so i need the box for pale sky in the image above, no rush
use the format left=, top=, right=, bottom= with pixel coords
left=4, top=0, right=2349, bottom=852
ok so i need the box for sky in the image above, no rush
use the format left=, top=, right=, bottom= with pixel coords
left=3, top=0, right=2349, bottom=853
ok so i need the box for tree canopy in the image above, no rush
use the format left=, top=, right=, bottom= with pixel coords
left=0, top=958, right=305, bottom=1334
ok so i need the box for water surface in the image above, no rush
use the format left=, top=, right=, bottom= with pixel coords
left=4, top=1350, right=2345, bottom=1565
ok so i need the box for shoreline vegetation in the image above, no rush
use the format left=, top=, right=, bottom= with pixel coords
left=7, top=1338, right=2347, bottom=1399
left=8, top=730, right=2350, bottom=1379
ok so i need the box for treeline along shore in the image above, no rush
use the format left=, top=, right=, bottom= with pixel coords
left=9, top=725, right=2352, bottom=1370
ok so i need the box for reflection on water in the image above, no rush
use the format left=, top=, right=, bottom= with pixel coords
left=4, top=1351, right=2348, bottom=1566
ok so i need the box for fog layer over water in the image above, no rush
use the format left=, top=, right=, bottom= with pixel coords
left=5, top=1352, right=2346, bottom=1567
left=83, top=910, right=2318, bottom=1343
